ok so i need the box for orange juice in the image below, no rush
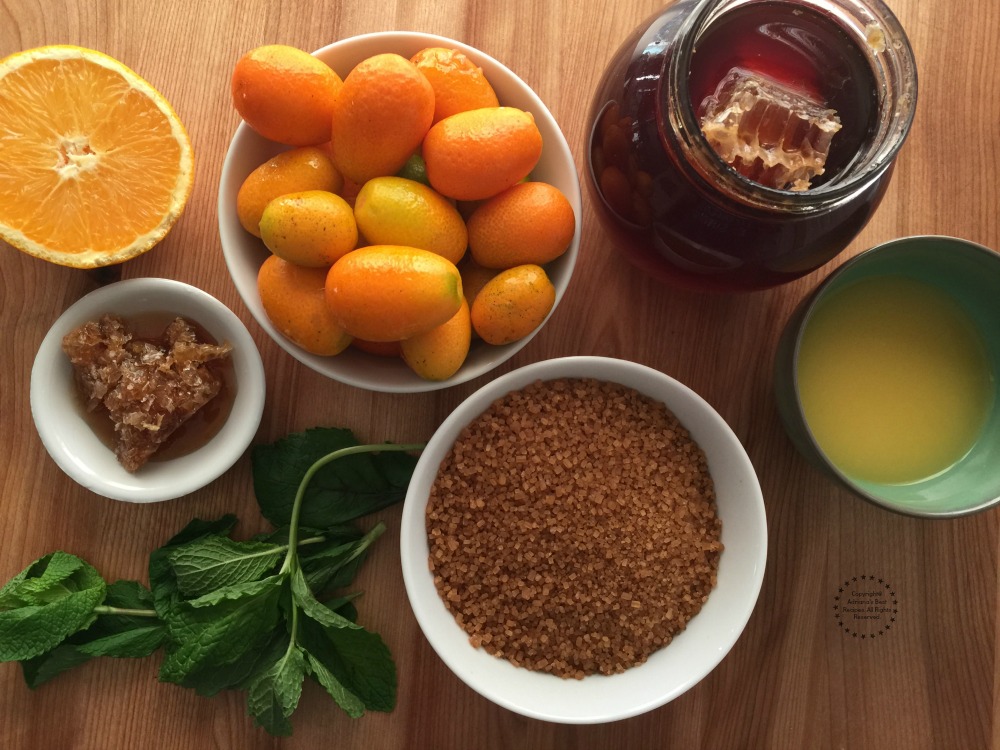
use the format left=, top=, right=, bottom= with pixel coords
left=797, top=275, right=994, bottom=484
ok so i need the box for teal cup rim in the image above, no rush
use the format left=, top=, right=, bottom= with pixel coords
left=774, top=235, right=1000, bottom=518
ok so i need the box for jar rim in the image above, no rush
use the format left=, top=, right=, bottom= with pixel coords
left=668, top=0, right=918, bottom=211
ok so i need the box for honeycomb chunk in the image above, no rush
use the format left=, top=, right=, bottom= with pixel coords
left=62, top=314, right=232, bottom=472
left=698, top=67, right=843, bottom=191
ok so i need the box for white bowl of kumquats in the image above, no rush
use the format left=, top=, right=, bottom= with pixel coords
left=219, top=32, right=581, bottom=393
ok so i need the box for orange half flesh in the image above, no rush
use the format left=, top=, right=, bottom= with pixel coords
left=0, top=45, right=194, bottom=267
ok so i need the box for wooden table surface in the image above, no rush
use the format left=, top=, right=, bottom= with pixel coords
left=2, top=0, right=998, bottom=748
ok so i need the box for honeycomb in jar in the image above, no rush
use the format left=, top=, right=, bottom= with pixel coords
left=698, top=66, right=843, bottom=191
left=62, top=314, right=233, bottom=472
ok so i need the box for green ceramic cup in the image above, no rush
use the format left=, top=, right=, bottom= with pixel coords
left=774, top=236, right=1000, bottom=518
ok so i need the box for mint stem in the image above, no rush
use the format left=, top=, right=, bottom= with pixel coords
left=343, top=523, right=387, bottom=568
left=93, top=605, right=159, bottom=618
left=288, top=591, right=300, bottom=649
left=279, top=443, right=424, bottom=575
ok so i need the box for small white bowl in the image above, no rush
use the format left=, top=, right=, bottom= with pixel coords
left=218, top=31, right=582, bottom=393
left=30, top=278, right=266, bottom=502
left=401, top=356, right=767, bottom=723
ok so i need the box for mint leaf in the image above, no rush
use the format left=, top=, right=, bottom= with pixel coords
left=78, top=624, right=164, bottom=658
left=178, top=630, right=287, bottom=697
left=314, top=592, right=361, bottom=621
left=0, top=553, right=106, bottom=662
left=304, top=557, right=365, bottom=596
left=252, top=428, right=418, bottom=528
left=299, top=538, right=366, bottom=595
left=159, top=576, right=283, bottom=684
left=0, top=597, right=102, bottom=662
left=183, top=576, right=286, bottom=609
left=168, top=536, right=283, bottom=598
left=291, top=523, right=386, bottom=627
left=149, top=515, right=237, bottom=618
left=298, top=616, right=396, bottom=713
left=291, top=568, right=359, bottom=631
left=291, top=525, right=367, bottom=594
left=246, top=641, right=307, bottom=736
left=0, top=563, right=32, bottom=608
left=304, top=650, right=365, bottom=718
left=252, top=428, right=359, bottom=525
left=0, top=552, right=86, bottom=608
left=22, top=621, right=167, bottom=689
left=20, top=642, right=92, bottom=687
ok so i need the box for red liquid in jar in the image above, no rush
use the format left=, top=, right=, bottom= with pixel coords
left=588, top=0, right=888, bottom=291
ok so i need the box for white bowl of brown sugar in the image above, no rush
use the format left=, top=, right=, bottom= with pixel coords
left=30, top=278, right=265, bottom=502
left=400, top=356, right=767, bottom=723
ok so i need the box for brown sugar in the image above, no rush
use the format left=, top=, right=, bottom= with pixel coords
left=62, top=314, right=233, bottom=472
left=426, top=378, right=723, bottom=679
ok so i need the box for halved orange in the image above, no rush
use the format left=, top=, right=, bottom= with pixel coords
left=0, top=46, right=194, bottom=268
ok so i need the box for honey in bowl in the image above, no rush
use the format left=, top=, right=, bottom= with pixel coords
left=797, top=276, right=994, bottom=485
left=63, top=311, right=236, bottom=471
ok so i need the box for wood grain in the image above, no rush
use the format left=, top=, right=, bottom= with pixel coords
left=1, top=1, right=998, bottom=748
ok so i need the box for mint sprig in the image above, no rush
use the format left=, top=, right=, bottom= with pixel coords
left=0, top=428, right=424, bottom=737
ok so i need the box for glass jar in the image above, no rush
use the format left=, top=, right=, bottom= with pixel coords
left=586, top=0, right=917, bottom=292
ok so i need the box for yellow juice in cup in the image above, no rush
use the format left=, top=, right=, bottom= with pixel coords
left=797, top=275, right=994, bottom=485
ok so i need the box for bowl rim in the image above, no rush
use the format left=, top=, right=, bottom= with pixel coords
left=400, top=355, right=767, bottom=723
left=29, top=277, right=266, bottom=503
left=788, top=234, right=1000, bottom=518
left=217, top=31, right=582, bottom=393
